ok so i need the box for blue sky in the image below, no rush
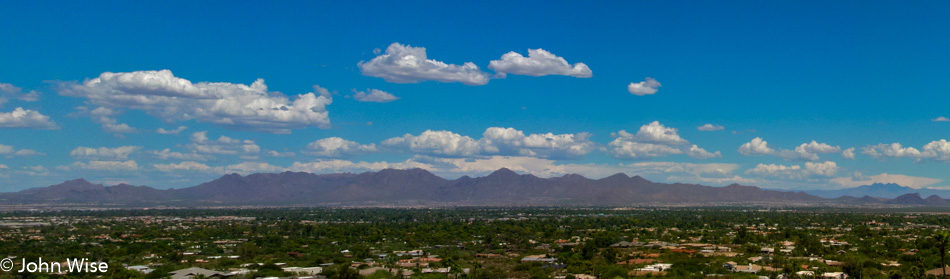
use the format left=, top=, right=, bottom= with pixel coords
left=0, top=1, right=948, bottom=191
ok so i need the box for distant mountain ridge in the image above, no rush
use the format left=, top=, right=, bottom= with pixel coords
left=807, top=183, right=950, bottom=199
left=1, top=168, right=948, bottom=207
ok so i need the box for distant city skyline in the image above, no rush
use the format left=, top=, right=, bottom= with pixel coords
left=0, top=1, right=948, bottom=191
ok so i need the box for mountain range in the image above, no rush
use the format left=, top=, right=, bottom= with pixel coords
left=806, top=183, right=950, bottom=199
left=0, top=168, right=948, bottom=207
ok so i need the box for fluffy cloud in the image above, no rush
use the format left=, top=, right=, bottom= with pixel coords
left=383, top=127, right=595, bottom=159
left=305, top=137, right=377, bottom=157
left=746, top=161, right=838, bottom=179
left=842, top=147, right=856, bottom=160
left=863, top=140, right=950, bottom=162
left=0, top=144, right=40, bottom=157
left=862, top=142, right=921, bottom=159
left=697, top=124, right=724, bottom=131
left=609, top=142, right=684, bottom=159
left=384, top=130, right=483, bottom=157
left=738, top=137, right=775, bottom=156
left=626, top=121, right=687, bottom=144
left=103, top=123, right=135, bottom=134
left=153, top=161, right=283, bottom=174
left=625, top=161, right=739, bottom=177
left=217, top=162, right=285, bottom=175
left=187, top=131, right=260, bottom=155
left=0, top=83, right=40, bottom=105
left=153, top=161, right=213, bottom=172
left=358, top=43, right=489, bottom=85
left=739, top=138, right=841, bottom=161
left=149, top=148, right=208, bottom=161
left=70, top=146, right=140, bottom=160
left=352, top=89, right=398, bottom=103
left=831, top=172, right=942, bottom=188
left=59, top=70, right=331, bottom=134
left=62, top=160, right=139, bottom=171
left=0, top=107, right=58, bottom=129
left=747, top=164, right=800, bottom=176
left=481, top=127, right=595, bottom=159
left=266, top=150, right=295, bottom=157
left=687, top=145, right=721, bottom=159
left=487, top=48, right=592, bottom=78
left=792, top=141, right=842, bottom=161
left=290, top=159, right=431, bottom=174
left=18, top=165, right=49, bottom=176
left=925, top=140, right=950, bottom=161
left=933, top=116, right=950, bottom=122
left=609, top=121, right=719, bottom=159
left=157, top=126, right=187, bottom=135
left=627, top=77, right=661, bottom=96
left=804, top=161, right=839, bottom=177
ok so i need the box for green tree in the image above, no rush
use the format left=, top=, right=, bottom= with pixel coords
left=936, top=231, right=950, bottom=279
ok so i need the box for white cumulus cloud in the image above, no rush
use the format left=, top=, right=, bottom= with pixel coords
left=70, top=146, right=140, bottom=160
left=61, top=160, right=139, bottom=171
left=609, top=121, right=719, bottom=159
left=0, top=83, right=40, bottom=105
left=697, top=124, right=724, bottom=131
left=352, top=89, right=398, bottom=103
left=217, top=162, right=285, bottom=175
left=739, top=138, right=841, bottom=161
left=738, top=137, right=775, bottom=156
left=863, top=140, right=950, bottom=162
left=187, top=131, right=260, bottom=155
left=627, top=77, right=661, bottom=96
left=266, top=150, right=295, bottom=157
left=746, top=161, right=838, bottom=179
left=488, top=48, right=592, bottom=78
left=687, top=145, right=721, bottom=159
left=157, top=126, right=187, bottom=135
left=383, top=130, right=490, bottom=157
left=358, top=43, right=489, bottom=85
left=305, top=137, right=377, bottom=157
left=153, top=161, right=213, bottom=172
left=0, top=144, right=41, bottom=157
left=149, top=148, right=208, bottom=161
left=383, top=127, right=596, bottom=159
left=792, top=141, right=842, bottom=161
left=59, top=70, right=332, bottom=134
left=842, top=147, right=855, bottom=160
left=17, top=165, right=49, bottom=176
left=481, top=127, right=596, bottom=159
left=0, top=107, right=58, bottom=129
left=289, top=159, right=431, bottom=174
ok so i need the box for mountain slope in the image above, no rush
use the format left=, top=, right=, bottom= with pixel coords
left=0, top=179, right=172, bottom=203
left=807, top=183, right=950, bottom=199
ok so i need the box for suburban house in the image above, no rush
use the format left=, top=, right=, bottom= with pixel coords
left=169, top=267, right=230, bottom=279
left=822, top=272, right=849, bottom=278
left=732, top=263, right=763, bottom=273
left=521, top=254, right=558, bottom=263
